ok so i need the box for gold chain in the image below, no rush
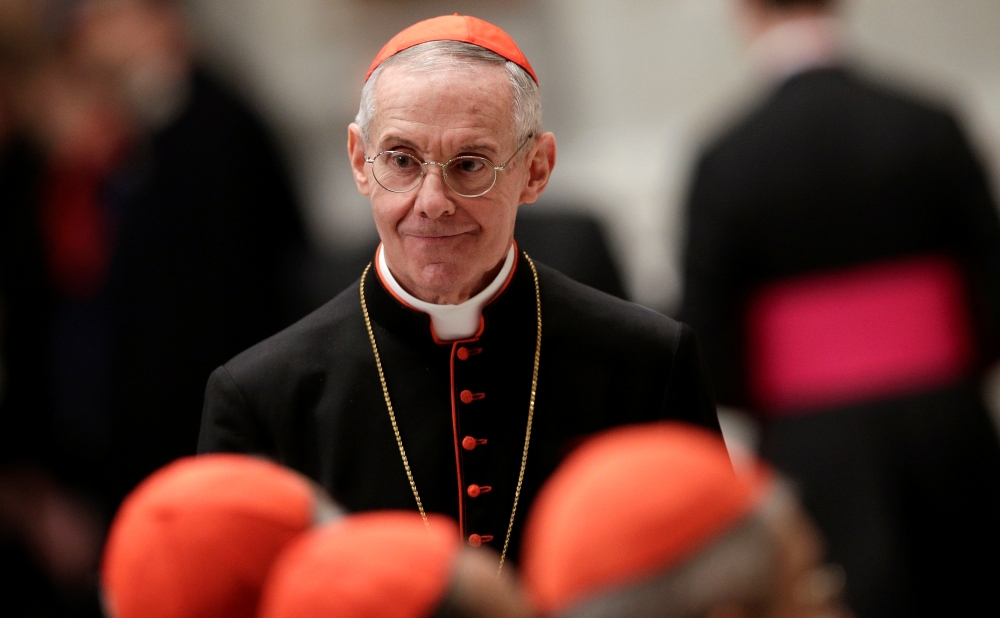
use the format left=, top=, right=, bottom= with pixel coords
left=359, top=254, right=542, bottom=575
left=360, top=263, right=428, bottom=521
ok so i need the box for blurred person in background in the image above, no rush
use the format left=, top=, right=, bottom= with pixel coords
left=258, top=511, right=532, bottom=618
left=0, top=0, right=305, bottom=613
left=68, top=0, right=306, bottom=500
left=101, top=454, right=343, bottom=618
left=200, top=14, right=719, bottom=571
left=1, top=2, right=109, bottom=614
left=521, top=423, right=851, bottom=618
left=678, top=0, right=1000, bottom=615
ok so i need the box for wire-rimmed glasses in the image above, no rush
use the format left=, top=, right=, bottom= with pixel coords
left=364, top=134, right=534, bottom=198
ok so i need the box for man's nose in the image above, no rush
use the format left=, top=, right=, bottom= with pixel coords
left=413, top=164, right=456, bottom=219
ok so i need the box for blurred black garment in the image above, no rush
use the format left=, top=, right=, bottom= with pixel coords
left=104, top=69, right=305, bottom=502
left=0, top=139, right=49, bottom=469
left=0, top=68, right=305, bottom=508
left=514, top=208, right=626, bottom=300
left=1, top=142, right=105, bottom=618
left=679, top=66, right=1000, bottom=617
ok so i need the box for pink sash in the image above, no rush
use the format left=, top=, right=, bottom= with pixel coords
left=746, top=256, right=973, bottom=415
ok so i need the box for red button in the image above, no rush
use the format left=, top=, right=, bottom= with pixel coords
left=468, top=534, right=493, bottom=547
left=457, top=347, right=470, bottom=361
left=459, top=391, right=485, bottom=404
left=462, top=436, right=488, bottom=451
left=467, top=484, right=491, bottom=498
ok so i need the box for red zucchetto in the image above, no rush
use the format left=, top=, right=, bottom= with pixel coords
left=101, top=454, right=325, bottom=618
left=520, top=423, right=771, bottom=615
left=366, top=14, right=537, bottom=83
left=258, top=512, right=460, bottom=618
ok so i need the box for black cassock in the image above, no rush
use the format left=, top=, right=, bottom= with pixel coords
left=680, top=67, right=1000, bottom=617
left=200, top=250, right=719, bottom=562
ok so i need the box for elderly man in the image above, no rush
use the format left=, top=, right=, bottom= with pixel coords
left=199, top=15, right=718, bottom=567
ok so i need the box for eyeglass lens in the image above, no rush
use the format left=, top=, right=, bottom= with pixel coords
left=372, top=152, right=497, bottom=197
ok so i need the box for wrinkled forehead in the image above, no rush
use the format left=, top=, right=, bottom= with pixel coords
left=370, top=63, right=517, bottom=151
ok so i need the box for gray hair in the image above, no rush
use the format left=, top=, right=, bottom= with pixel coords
left=355, top=40, right=542, bottom=147
left=560, top=482, right=802, bottom=618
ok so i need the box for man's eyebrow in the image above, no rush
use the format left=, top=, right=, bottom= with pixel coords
left=377, top=135, right=420, bottom=151
left=456, top=142, right=500, bottom=157
left=376, top=135, right=502, bottom=158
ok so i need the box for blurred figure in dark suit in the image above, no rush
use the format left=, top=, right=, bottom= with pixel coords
left=1, top=4, right=109, bottom=614
left=679, top=0, right=1000, bottom=615
left=0, top=1, right=304, bottom=613
left=69, top=0, right=306, bottom=501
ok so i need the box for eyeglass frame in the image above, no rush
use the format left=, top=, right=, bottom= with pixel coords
left=363, top=133, right=535, bottom=198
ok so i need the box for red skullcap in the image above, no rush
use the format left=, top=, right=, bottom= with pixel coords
left=367, top=14, right=537, bottom=83
left=521, top=423, right=772, bottom=615
left=259, top=512, right=460, bottom=618
left=101, top=455, right=317, bottom=618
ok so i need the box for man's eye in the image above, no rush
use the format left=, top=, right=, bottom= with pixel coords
left=456, top=158, right=486, bottom=173
left=392, top=155, right=414, bottom=168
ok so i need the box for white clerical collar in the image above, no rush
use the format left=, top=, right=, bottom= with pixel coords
left=749, top=14, right=843, bottom=82
left=376, top=243, right=517, bottom=341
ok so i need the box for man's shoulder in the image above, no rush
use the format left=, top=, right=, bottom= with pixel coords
left=690, top=66, right=968, bottom=210
left=535, top=261, right=684, bottom=352
left=222, top=280, right=365, bottom=380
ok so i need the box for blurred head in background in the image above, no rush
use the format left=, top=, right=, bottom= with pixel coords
left=259, top=511, right=532, bottom=618
left=0, top=0, right=81, bottom=150
left=72, top=0, right=191, bottom=130
left=734, top=0, right=841, bottom=78
left=521, top=424, right=850, bottom=618
left=101, top=455, right=342, bottom=618
left=2, top=0, right=192, bottom=161
left=347, top=15, right=557, bottom=305
left=736, top=0, right=839, bottom=37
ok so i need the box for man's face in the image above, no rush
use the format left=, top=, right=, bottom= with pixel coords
left=348, top=63, right=552, bottom=304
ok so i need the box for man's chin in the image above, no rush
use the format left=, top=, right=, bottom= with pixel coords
left=400, top=267, right=480, bottom=304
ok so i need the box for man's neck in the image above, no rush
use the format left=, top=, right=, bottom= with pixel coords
left=748, top=10, right=842, bottom=80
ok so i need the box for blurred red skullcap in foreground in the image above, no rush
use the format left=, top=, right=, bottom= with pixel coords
left=259, top=512, right=460, bottom=618
left=367, top=14, right=537, bottom=83
left=102, top=454, right=330, bottom=618
left=521, top=422, right=771, bottom=615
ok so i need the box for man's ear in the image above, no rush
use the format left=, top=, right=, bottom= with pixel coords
left=519, top=131, right=556, bottom=205
left=348, top=123, right=373, bottom=196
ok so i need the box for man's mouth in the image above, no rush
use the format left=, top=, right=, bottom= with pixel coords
left=402, top=230, right=473, bottom=240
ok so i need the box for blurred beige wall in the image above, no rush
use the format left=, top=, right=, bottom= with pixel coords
left=186, top=0, right=1000, bottom=311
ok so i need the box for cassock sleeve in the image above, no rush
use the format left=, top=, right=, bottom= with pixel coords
left=198, top=365, right=265, bottom=454
left=677, top=154, right=748, bottom=408
left=662, top=323, right=721, bottom=433
left=940, top=116, right=1000, bottom=365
